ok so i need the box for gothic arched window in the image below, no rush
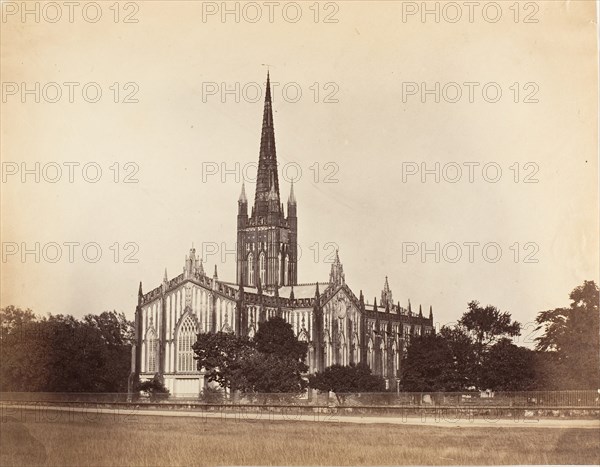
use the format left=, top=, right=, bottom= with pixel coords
left=259, top=252, right=266, bottom=286
left=147, top=328, right=157, bottom=373
left=177, top=315, right=197, bottom=372
left=283, top=255, right=289, bottom=286
left=247, top=253, right=254, bottom=286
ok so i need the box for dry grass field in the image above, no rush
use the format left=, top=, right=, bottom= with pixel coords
left=1, top=410, right=599, bottom=466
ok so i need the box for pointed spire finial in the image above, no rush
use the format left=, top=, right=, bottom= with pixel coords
left=163, top=268, right=168, bottom=283
left=199, top=258, right=205, bottom=276
left=288, top=178, right=296, bottom=205
left=138, top=281, right=143, bottom=297
left=290, top=285, right=295, bottom=300
left=239, top=182, right=247, bottom=203
left=429, top=305, right=433, bottom=320
left=213, top=265, right=218, bottom=279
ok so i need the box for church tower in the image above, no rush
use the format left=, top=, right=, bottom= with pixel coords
left=236, top=72, right=298, bottom=290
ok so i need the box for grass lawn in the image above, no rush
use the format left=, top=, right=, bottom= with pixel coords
left=1, top=410, right=598, bottom=466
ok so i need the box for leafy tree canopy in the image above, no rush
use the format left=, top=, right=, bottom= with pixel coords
left=254, top=316, right=308, bottom=363
left=459, top=300, right=521, bottom=348
left=535, top=280, right=599, bottom=389
left=480, top=338, right=536, bottom=391
left=193, top=317, right=308, bottom=394
left=0, top=306, right=133, bottom=393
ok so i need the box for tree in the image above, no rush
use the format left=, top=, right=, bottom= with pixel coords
left=458, top=301, right=521, bottom=389
left=459, top=301, right=521, bottom=348
left=309, top=363, right=385, bottom=403
left=0, top=305, right=36, bottom=338
left=192, top=331, right=253, bottom=391
left=193, top=317, right=309, bottom=394
left=0, top=307, right=133, bottom=393
left=231, top=351, right=308, bottom=394
left=254, top=316, right=308, bottom=364
left=400, top=328, right=475, bottom=392
left=479, top=338, right=536, bottom=391
left=137, top=375, right=170, bottom=401
left=535, top=280, right=599, bottom=389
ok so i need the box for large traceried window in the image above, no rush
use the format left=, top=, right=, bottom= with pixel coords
left=247, top=253, right=254, bottom=286
left=147, top=328, right=157, bottom=373
left=177, top=315, right=197, bottom=372
left=259, top=252, right=266, bottom=286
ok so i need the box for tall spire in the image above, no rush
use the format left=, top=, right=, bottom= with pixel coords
left=254, top=71, right=280, bottom=217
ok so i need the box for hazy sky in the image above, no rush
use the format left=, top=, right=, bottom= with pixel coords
left=1, top=1, right=598, bottom=342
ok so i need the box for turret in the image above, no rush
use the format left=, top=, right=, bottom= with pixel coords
left=238, top=183, right=248, bottom=220
left=329, top=250, right=345, bottom=286
left=429, top=305, right=433, bottom=321
left=287, top=179, right=297, bottom=217
left=381, top=276, right=393, bottom=308
left=287, top=180, right=298, bottom=286
left=138, top=281, right=143, bottom=305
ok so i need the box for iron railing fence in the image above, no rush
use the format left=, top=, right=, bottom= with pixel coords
left=1, top=390, right=598, bottom=408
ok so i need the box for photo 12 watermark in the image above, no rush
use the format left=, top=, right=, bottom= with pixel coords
left=2, top=162, right=140, bottom=184
left=401, top=82, right=539, bottom=104
left=2, top=82, right=140, bottom=104
left=201, top=81, right=339, bottom=104
left=201, top=161, right=339, bottom=184
left=400, top=1, right=540, bottom=24
left=1, top=2, right=140, bottom=24
left=2, top=242, right=140, bottom=264
left=401, top=162, right=540, bottom=184
left=200, top=1, right=340, bottom=24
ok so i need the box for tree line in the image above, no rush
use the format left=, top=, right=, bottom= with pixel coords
left=0, top=280, right=597, bottom=394
left=0, top=308, right=133, bottom=393
left=400, top=280, right=599, bottom=391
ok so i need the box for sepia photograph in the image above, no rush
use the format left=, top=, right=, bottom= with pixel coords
left=1, top=1, right=599, bottom=466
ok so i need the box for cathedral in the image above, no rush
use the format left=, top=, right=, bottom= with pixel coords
left=130, top=73, right=434, bottom=396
